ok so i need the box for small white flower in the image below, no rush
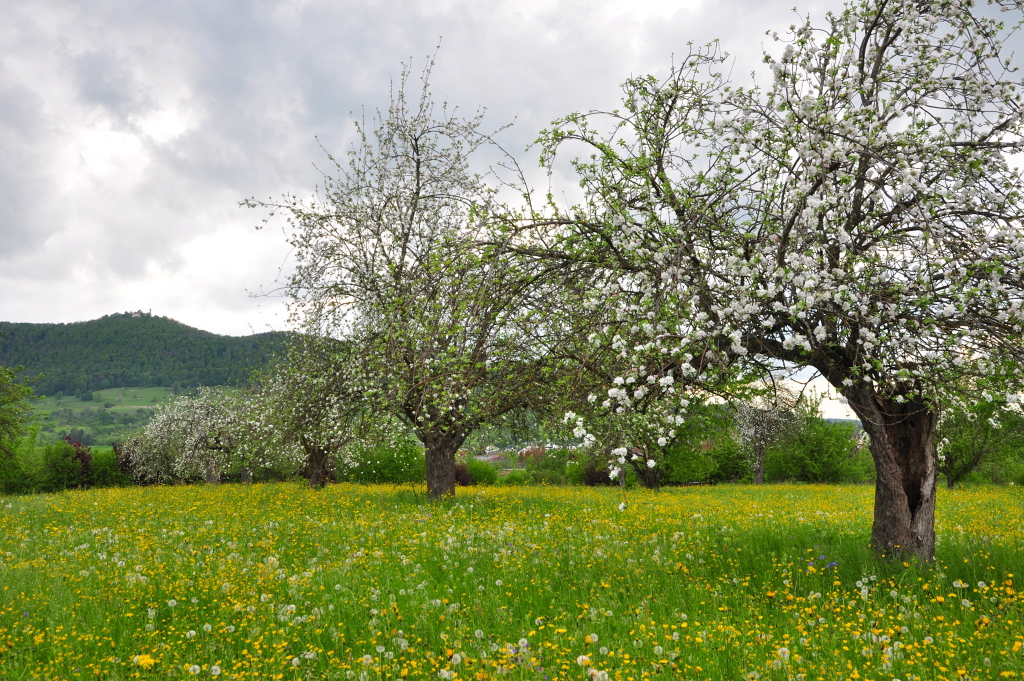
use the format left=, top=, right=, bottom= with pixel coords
left=188, top=665, right=201, bottom=675
left=210, top=666, right=221, bottom=677
left=291, top=657, right=301, bottom=667
left=451, top=653, right=462, bottom=665
left=577, top=654, right=592, bottom=667
left=618, top=502, right=627, bottom=512
left=167, top=599, right=177, bottom=608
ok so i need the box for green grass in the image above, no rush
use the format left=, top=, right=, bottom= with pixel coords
left=30, top=387, right=178, bottom=445
left=32, top=386, right=177, bottom=416
left=0, top=484, right=1021, bottom=680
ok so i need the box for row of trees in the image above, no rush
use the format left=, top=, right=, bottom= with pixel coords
left=3, top=0, right=1022, bottom=564
left=239, top=0, right=1024, bottom=562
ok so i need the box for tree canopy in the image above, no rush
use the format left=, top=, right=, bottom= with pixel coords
left=0, top=362, right=33, bottom=458
left=532, top=0, right=1024, bottom=560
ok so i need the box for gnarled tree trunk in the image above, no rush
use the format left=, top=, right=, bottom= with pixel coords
left=240, top=467, right=252, bottom=484
left=844, top=388, right=937, bottom=562
left=422, top=431, right=466, bottom=499
left=300, top=435, right=333, bottom=489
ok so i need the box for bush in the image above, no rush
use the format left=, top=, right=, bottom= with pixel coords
left=89, top=449, right=130, bottom=488
left=341, top=441, right=425, bottom=484
left=40, top=440, right=91, bottom=492
left=583, top=460, right=615, bottom=486
left=705, top=438, right=751, bottom=483
left=465, top=458, right=497, bottom=485
left=533, top=469, right=567, bottom=485
left=499, top=470, right=530, bottom=486
left=765, top=419, right=874, bottom=483
left=454, top=463, right=473, bottom=486
left=564, top=460, right=584, bottom=485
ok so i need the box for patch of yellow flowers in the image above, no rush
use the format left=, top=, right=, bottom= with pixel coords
left=0, top=483, right=1021, bottom=679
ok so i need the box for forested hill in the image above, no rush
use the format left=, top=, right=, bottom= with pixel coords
left=0, top=313, right=288, bottom=395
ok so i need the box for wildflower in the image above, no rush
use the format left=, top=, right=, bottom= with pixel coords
left=618, top=502, right=627, bottom=512
left=518, top=638, right=528, bottom=648
left=291, top=657, right=301, bottom=667
left=186, top=630, right=197, bottom=639
left=586, top=633, right=599, bottom=644
left=360, top=655, right=373, bottom=665
left=167, top=600, right=177, bottom=608
left=599, top=646, right=609, bottom=655
left=451, top=653, right=462, bottom=665
left=474, top=629, right=484, bottom=639
left=777, top=647, right=790, bottom=661
left=210, top=667, right=221, bottom=677
left=133, top=654, right=157, bottom=669
left=188, top=665, right=201, bottom=675
left=577, top=654, right=592, bottom=667
left=202, top=623, right=212, bottom=632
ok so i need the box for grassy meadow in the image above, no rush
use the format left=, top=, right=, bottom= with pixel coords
left=31, top=387, right=178, bottom=446
left=0, top=484, right=1021, bottom=680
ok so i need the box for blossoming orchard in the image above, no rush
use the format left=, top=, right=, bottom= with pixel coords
left=6, top=0, right=1024, bottom=675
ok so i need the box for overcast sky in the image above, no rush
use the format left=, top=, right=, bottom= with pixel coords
left=2, top=0, right=859, bottom=339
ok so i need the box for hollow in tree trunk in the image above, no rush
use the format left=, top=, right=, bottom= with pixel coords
left=422, top=431, right=466, bottom=499
left=844, top=388, right=937, bottom=562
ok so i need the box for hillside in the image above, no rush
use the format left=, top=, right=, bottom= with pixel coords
left=0, top=313, right=287, bottom=395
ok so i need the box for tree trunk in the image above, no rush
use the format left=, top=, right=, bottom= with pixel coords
left=240, top=467, right=252, bottom=484
left=423, top=431, right=466, bottom=499
left=844, top=388, right=937, bottom=562
left=205, top=460, right=220, bottom=485
left=753, top=444, right=766, bottom=485
left=300, top=436, right=332, bottom=489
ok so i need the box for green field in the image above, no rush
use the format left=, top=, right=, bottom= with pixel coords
left=30, top=387, right=178, bottom=445
left=0, top=483, right=1021, bottom=680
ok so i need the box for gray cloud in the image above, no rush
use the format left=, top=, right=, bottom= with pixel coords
left=8, top=0, right=974, bottom=334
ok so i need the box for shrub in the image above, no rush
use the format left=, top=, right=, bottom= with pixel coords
left=465, top=458, right=497, bottom=485
left=705, top=438, right=751, bottom=483
left=765, top=419, right=874, bottom=484
left=500, top=470, right=530, bottom=486
left=341, top=441, right=425, bottom=484
left=564, top=460, right=585, bottom=485
left=533, top=469, right=567, bottom=486
left=89, top=449, right=130, bottom=488
left=454, top=463, right=473, bottom=486
left=583, top=460, right=615, bottom=486
left=40, top=440, right=90, bottom=492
